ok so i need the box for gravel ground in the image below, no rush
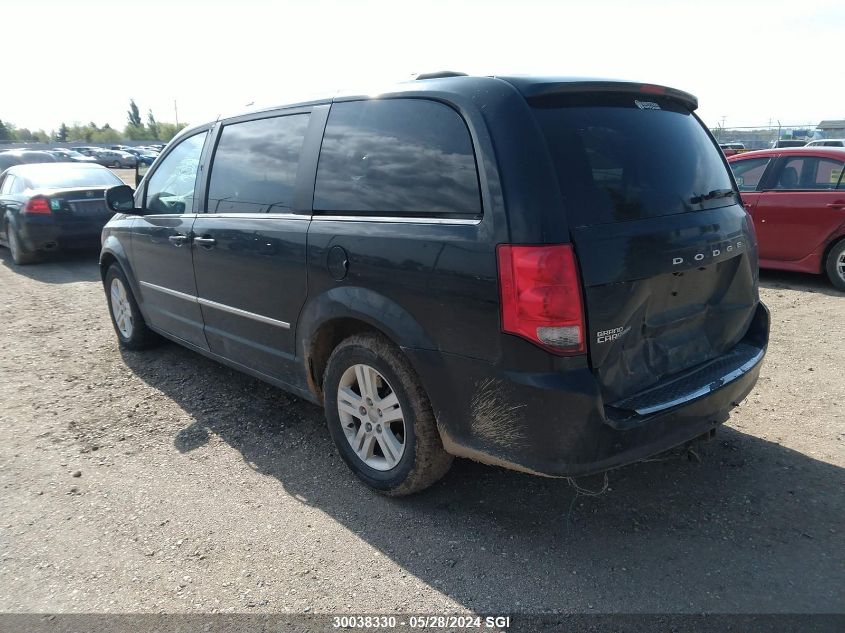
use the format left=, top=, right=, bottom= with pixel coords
left=0, top=249, right=843, bottom=616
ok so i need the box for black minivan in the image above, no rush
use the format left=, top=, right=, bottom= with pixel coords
left=100, top=74, right=769, bottom=495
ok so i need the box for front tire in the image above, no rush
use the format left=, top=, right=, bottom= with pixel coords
left=104, top=264, right=160, bottom=349
left=323, top=333, right=453, bottom=496
left=825, top=239, right=845, bottom=290
left=7, top=226, right=38, bottom=265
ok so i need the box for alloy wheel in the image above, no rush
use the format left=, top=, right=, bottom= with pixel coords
left=110, top=277, right=134, bottom=339
left=336, top=363, right=406, bottom=471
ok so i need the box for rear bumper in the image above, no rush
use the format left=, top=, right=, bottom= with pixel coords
left=408, top=302, right=769, bottom=478
left=19, top=217, right=110, bottom=251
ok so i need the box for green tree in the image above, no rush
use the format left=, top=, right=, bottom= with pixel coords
left=32, top=130, right=50, bottom=143
left=14, top=128, right=34, bottom=142
left=127, top=99, right=142, bottom=127
left=92, top=124, right=121, bottom=143
left=56, top=123, right=69, bottom=142
left=147, top=109, right=159, bottom=140
left=155, top=122, right=188, bottom=141
left=0, top=119, right=13, bottom=141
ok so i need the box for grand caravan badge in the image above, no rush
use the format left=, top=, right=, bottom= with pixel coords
left=596, top=326, right=631, bottom=344
left=634, top=99, right=661, bottom=110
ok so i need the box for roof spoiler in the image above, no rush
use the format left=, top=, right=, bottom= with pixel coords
left=516, top=80, right=699, bottom=110
left=415, top=71, right=468, bottom=80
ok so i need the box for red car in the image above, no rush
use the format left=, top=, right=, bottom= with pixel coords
left=727, top=147, right=845, bottom=289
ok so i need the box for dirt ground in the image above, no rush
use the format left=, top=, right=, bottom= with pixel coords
left=0, top=248, right=842, bottom=616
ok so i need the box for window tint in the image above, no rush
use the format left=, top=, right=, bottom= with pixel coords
left=28, top=167, right=122, bottom=189
left=207, top=114, right=309, bottom=214
left=776, top=157, right=845, bottom=190
left=314, top=99, right=481, bottom=216
left=730, top=157, right=771, bottom=191
left=814, top=158, right=844, bottom=189
left=145, top=132, right=206, bottom=214
left=533, top=94, right=735, bottom=226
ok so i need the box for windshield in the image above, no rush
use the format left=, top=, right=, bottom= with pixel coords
left=531, top=93, right=735, bottom=226
left=29, top=167, right=123, bottom=189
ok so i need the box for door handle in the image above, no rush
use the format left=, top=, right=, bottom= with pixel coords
left=168, top=234, right=189, bottom=246
left=826, top=202, right=845, bottom=209
left=193, top=236, right=217, bottom=247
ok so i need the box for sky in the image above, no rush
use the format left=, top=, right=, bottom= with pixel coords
left=3, top=0, right=843, bottom=133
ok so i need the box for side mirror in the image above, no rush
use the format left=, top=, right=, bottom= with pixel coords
left=106, top=185, right=141, bottom=214
left=135, top=161, right=150, bottom=187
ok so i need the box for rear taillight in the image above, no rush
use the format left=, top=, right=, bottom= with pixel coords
left=24, top=197, right=52, bottom=215
left=497, top=243, right=586, bottom=355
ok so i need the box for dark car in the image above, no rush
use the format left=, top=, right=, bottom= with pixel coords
left=771, top=139, right=807, bottom=149
left=0, top=152, right=22, bottom=173
left=0, top=150, right=57, bottom=164
left=121, top=147, right=158, bottom=166
left=99, top=74, right=769, bottom=495
left=91, top=149, right=137, bottom=169
left=728, top=147, right=845, bottom=288
left=48, top=149, right=99, bottom=164
left=0, top=162, right=123, bottom=264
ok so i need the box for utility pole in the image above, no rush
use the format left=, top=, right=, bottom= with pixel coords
left=174, top=100, right=179, bottom=127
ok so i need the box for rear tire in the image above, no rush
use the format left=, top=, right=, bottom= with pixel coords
left=6, top=226, right=38, bottom=265
left=104, top=263, right=160, bottom=350
left=824, top=239, right=845, bottom=290
left=323, top=333, right=453, bottom=496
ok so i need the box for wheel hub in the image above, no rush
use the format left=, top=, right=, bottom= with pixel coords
left=336, top=363, right=406, bottom=471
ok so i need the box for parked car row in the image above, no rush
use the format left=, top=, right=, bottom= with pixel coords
left=1, top=144, right=164, bottom=171
left=721, top=139, right=845, bottom=156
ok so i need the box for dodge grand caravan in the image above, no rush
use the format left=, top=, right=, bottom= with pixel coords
left=100, top=74, right=770, bottom=495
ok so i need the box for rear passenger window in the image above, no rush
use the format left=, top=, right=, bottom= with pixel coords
left=207, top=114, right=310, bottom=214
left=775, top=157, right=845, bottom=190
left=814, top=158, right=844, bottom=189
left=314, top=99, right=481, bottom=217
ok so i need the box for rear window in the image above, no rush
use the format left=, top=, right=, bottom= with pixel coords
left=532, top=94, right=735, bottom=226
left=28, top=167, right=123, bottom=189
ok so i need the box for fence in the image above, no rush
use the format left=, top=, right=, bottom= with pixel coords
left=709, top=124, right=821, bottom=150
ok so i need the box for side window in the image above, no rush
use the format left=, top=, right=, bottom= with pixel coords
left=144, top=132, right=207, bottom=214
left=776, top=157, right=845, bottom=190
left=207, top=114, right=310, bottom=214
left=730, top=157, right=771, bottom=191
left=775, top=157, right=810, bottom=190
left=0, top=175, right=14, bottom=195
left=10, top=177, right=27, bottom=194
left=314, top=99, right=481, bottom=216
left=814, top=158, right=844, bottom=190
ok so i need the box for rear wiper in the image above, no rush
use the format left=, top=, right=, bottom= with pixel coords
left=690, top=189, right=736, bottom=204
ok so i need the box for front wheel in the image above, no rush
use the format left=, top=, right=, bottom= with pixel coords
left=323, top=333, right=453, bottom=496
left=825, top=239, right=845, bottom=290
left=104, top=264, right=160, bottom=349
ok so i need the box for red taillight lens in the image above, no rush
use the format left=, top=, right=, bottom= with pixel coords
left=24, top=197, right=52, bottom=215
left=497, top=244, right=586, bottom=355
